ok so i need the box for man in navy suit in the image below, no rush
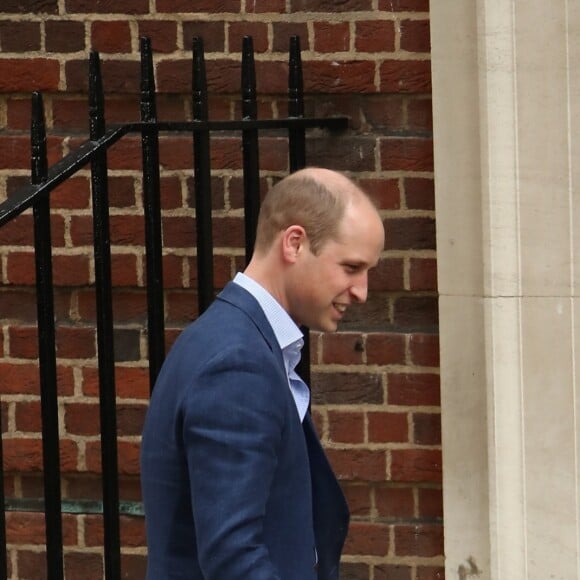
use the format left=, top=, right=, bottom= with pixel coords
left=140, top=167, right=385, bottom=579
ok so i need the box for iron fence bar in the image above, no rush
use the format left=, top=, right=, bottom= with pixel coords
left=191, top=37, right=214, bottom=314
left=140, top=37, right=166, bottom=387
left=287, top=36, right=311, bottom=387
left=288, top=35, right=307, bottom=172
left=31, top=92, right=64, bottom=580
left=0, top=394, right=6, bottom=580
left=89, top=51, right=122, bottom=580
left=241, top=36, right=261, bottom=263
left=0, top=126, right=128, bottom=227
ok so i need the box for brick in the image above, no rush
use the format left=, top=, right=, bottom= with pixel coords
left=366, top=333, right=406, bottom=365
left=340, top=563, right=370, bottom=580
left=418, top=487, right=443, bottom=518
left=379, top=59, right=431, bottom=93
left=304, top=60, right=376, bottom=93
left=64, top=552, right=103, bottom=579
left=85, top=440, right=140, bottom=474
left=16, top=550, right=45, bottom=580
left=400, top=19, right=430, bottom=53
left=51, top=97, right=88, bottom=131
left=378, top=0, right=429, bottom=11
left=228, top=22, right=269, bottom=53
left=321, top=333, right=364, bottom=365
left=368, top=411, right=408, bottom=443
left=340, top=294, right=390, bottom=331
left=409, top=332, right=439, bottom=367
left=313, top=22, right=350, bottom=53
left=7, top=512, right=76, bottom=546
left=407, top=96, right=433, bottom=133
left=1, top=213, right=65, bottom=248
left=272, top=23, right=310, bottom=52
left=161, top=215, right=196, bottom=248
left=342, top=483, right=371, bottom=517
left=393, top=295, right=438, bottom=331
left=384, top=217, right=435, bottom=251
left=355, top=20, right=396, bottom=52
left=0, top=135, right=34, bottom=169
left=326, top=448, right=386, bottom=481
left=387, top=372, right=439, bottom=406
left=0, top=58, right=60, bottom=91
left=375, top=485, right=414, bottom=518
left=15, top=400, right=41, bottom=433
left=111, top=252, right=139, bottom=287
left=91, top=20, right=132, bottom=53
left=361, top=96, right=405, bottom=131
left=343, top=521, right=390, bottom=556
left=410, top=257, right=437, bottom=291
left=213, top=216, right=245, bottom=248
left=9, top=326, right=38, bottom=358
left=157, top=0, right=240, bottom=11
left=138, top=21, right=178, bottom=53
left=390, top=449, right=442, bottom=483
left=6, top=97, right=31, bottom=130
left=0, top=21, right=40, bottom=51
left=0, top=363, right=40, bottom=395
left=65, top=0, right=149, bottom=13
left=121, top=554, right=147, bottom=580
left=4, top=438, right=78, bottom=472
left=380, top=137, right=433, bottom=172
left=417, top=567, right=445, bottom=580
left=57, top=326, right=96, bottom=359
left=394, top=523, right=443, bottom=557
left=82, top=366, right=150, bottom=399
left=305, top=136, right=377, bottom=172
left=375, top=564, right=412, bottom=580
left=65, top=402, right=99, bottom=436
left=0, top=0, right=57, bottom=13
left=359, top=177, right=400, bottom=210
left=246, top=0, right=285, bottom=10
left=113, top=328, right=141, bottom=362
left=165, top=290, right=198, bottom=323
left=182, top=22, right=225, bottom=53
left=53, top=254, right=92, bottom=286
left=413, top=412, right=441, bottom=445
left=117, top=403, right=147, bottom=436
left=368, top=257, right=404, bottom=291
left=158, top=135, right=194, bottom=170
left=405, top=177, right=435, bottom=210
left=45, top=20, right=86, bottom=52
left=65, top=59, right=141, bottom=93
left=327, top=411, right=364, bottom=444
left=311, top=372, right=383, bottom=405
left=290, top=0, right=372, bottom=10
left=51, top=176, right=91, bottom=209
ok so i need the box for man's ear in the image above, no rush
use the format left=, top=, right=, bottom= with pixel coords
left=281, top=225, right=307, bottom=264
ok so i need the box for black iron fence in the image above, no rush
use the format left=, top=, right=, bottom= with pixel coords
left=0, top=36, right=347, bottom=580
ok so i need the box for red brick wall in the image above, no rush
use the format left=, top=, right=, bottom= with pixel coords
left=0, top=0, right=440, bottom=578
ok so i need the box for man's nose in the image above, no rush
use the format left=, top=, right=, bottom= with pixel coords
left=350, top=273, right=368, bottom=303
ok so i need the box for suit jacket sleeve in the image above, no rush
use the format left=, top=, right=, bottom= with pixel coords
left=180, top=342, right=286, bottom=580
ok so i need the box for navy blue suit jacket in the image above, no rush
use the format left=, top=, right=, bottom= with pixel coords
left=141, top=282, right=349, bottom=579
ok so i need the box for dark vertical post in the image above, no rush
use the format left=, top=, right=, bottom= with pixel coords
left=191, top=36, right=214, bottom=313
left=288, top=35, right=306, bottom=172
left=140, top=36, right=166, bottom=389
left=241, top=36, right=261, bottom=263
left=31, top=91, right=65, bottom=580
left=288, top=36, right=310, bottom=386
left=89, top=51, right=121, bottom=580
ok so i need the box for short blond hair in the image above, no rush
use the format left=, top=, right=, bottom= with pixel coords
left=254, top=169, right=357, bottom=256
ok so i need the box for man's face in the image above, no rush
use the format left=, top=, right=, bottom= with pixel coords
left=287, top=201, right=385, bottom=332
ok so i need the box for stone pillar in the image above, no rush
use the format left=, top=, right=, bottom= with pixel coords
left=431, top=1, right=580, bottom=578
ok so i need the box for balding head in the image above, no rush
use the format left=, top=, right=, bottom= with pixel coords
left=254, top=167, right=373, bottom=256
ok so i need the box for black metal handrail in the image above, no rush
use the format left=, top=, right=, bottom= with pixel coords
left=0, top=35, right=348, bottom=580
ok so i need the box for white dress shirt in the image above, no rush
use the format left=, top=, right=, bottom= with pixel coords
left=233, top=272, right=310, bottom=421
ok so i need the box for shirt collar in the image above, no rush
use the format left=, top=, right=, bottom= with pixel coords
left=233, top=272, right=303, bottom=351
